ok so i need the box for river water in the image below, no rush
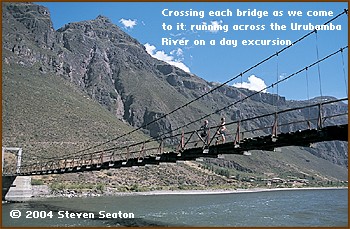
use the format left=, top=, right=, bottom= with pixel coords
left=2, top=188, right=347, bottom=227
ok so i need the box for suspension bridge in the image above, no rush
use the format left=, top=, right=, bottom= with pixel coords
left=2, top=9, right=348, bottom=200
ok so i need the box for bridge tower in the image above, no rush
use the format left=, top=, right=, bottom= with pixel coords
left=2, top=147, right=32, bottom=202
left=2, top=147, right=22, bottom=174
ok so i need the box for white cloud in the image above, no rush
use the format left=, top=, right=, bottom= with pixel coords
left=279, top=73, right=287, bottom=80
left=170, top=32, right=184, bottom=37
left=232, top=75, right=267, bottom=93
left=144, top=43, right=190, bottom=73
left=202, top=20, right=224, bottom=33
left=119, top=18, right=137, bottom=29
left=170, top=48, right=184, bottom=59
left=209, top=20, right=223, bottom=33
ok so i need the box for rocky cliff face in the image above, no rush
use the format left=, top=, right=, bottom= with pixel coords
left=2, top=2, right=347, bottom=168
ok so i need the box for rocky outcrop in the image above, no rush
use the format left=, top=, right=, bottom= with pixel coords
left=2, top=2, right=347, bottom=169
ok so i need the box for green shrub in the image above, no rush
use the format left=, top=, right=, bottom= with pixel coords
left=31, top=179, right=44, bottom=185
left=96, top=183, right=105, bottom=192
left=50, top=182, right=66, bottom=191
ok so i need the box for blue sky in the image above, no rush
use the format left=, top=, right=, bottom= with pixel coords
left=37, top=2, right=348, bottom=101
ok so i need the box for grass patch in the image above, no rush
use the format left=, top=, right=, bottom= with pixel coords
left=49, top=182, right=105, bottom=192
left=2, top=64, right=156, bottom=162
left=31, top=179, right=44, bottom=185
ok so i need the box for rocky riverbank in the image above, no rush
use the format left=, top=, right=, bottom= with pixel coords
left=27, top=160, right=347, bottom=200
left=30, top=183, right=348, bottom=200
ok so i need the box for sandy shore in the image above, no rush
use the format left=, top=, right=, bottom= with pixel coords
left=108, top=186, right=348, bottom=197
left=29, top=185, right=347, bottom=200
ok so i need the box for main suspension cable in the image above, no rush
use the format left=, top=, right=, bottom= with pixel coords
left=35, top=10, right=348, bottom=161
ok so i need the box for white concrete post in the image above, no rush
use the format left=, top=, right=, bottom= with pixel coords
left=2, top=147, right=5, bottom=173
left=17, top=148, right=22, bottom=173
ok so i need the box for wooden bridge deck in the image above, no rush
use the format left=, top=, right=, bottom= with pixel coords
left=12, top=124, right=347, bottom=176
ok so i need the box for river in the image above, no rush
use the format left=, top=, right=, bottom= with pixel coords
left=2, top=188, right=347, bottom=227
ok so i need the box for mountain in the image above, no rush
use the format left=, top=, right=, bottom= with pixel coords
left=2, top=2, right=347, bottom=189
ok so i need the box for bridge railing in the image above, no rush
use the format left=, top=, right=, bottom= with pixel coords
left=170, top=98, right=348, bottom=151
left=17, top=139, right=166, bottom=174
